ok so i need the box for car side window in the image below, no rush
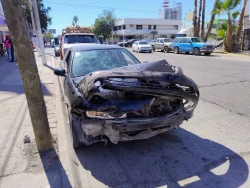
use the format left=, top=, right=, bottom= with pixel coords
left=160, top=39, right=164, bottom=43
left=172, top=38, right=179, bottom=43
left=185, top=38, right=192, bottom=43
left=179, top=38, right=186, bottom=43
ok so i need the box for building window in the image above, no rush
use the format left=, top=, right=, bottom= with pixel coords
left=123, top=25, right=126, bottom=29
left=130, top=24, right=133, bottom=28
left=148, top=25, right=151, bottom=30
left=136, top=25, right=143, bottom=30
left=118, top=26, right=121, bottom=30
left=174, top=25, right=178, bottom=30
left=153, top=25, right=156, bottom=30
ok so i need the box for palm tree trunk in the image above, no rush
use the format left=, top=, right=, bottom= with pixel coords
left=204, top=0, right=219, bottom=42
left=193, top=0, right=198, bottom=36
left=201, top=0, right=206, bottom=39
left=197, top=0, right=202, bottom=36
left=235, top=0, right=248, bottom=45
left=226, top=14, right=233, bottom=52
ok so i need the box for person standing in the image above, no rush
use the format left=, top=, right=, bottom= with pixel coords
left=8, top=37, right=15, bottom=62
left=4, top=36, right=11, bottom=60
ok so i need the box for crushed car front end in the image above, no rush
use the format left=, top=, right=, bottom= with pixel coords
left=69, top=60, right=199, bottom=145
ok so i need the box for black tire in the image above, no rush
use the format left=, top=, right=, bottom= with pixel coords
left=185, top=52, right=189, bottom=54
left=204, top=52, right=211, bottom=56
left=193, top=47, right=201, bottom=56
left=164, top=46, right=169, bottom=53
left=174, top=47, right=179, bottom=54
left=69, top=113, right=81, bottom=148
left=152, top=46, right=155, bottom=51
left=149, top=50, right=152, bottom=53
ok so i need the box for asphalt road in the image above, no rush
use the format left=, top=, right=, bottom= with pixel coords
left=52, top=47, right=250, bottom=188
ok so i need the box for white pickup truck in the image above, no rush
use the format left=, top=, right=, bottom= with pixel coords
left=150, top=38, right=172, bottom=53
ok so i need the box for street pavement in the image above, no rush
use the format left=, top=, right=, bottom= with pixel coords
left=0, top=49, right=71, bottom=188
left=53, top=48, right=250, bottom=188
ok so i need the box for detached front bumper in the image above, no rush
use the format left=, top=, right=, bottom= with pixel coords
left=80, top=108, right=191, bottom=144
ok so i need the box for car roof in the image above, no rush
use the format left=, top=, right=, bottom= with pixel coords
left=64, top=33, right=95, bottom=36
left=70, top=44, right=123, bottom=51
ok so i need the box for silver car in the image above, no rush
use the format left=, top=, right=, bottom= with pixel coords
left=132, top=41, right=153, bottom=53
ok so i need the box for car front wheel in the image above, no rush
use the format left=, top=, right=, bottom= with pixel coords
left=164, top=46, right=169, bottom=53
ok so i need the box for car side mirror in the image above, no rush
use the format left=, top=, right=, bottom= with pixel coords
left=188, top=41, right=192, bottom=44
left=54, top=69, right=67, bottom=77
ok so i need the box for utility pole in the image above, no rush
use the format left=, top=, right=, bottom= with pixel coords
left=201, top=0, right=206, bottom=39
left=193, top=0, right=198, bottom=37
left=32, top=0, right=47, bottom=65
left=28, top=0, right=36, bottom=35
left=1, top=0, right=53, bottom=151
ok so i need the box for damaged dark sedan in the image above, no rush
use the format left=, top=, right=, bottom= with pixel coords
left=54, top=44, right=199, bottom=147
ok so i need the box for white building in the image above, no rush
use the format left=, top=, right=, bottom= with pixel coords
left=112, top=18, right=182, bottom=41
left=158, top=3, right=182, bottom=20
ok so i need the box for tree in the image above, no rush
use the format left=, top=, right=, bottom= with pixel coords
left=21, top=0, right=52, bottom=31
left=201, top=0, right=206, bottom=39
left=204, top=0, right=220, bottom=42
left=73, top=15, right=79, bottom=25
left=214, top=0, right=240, bottom=52
left=2, top=0, right=53, bottom=151
left=150, top=31, right=158, bottom=39
left=235, top=0, right=248, bottom=45
left=197, top=0, right=203, bottom=36
left=170, top=33, right=176, bottom=39
left=193, top=0, right=199, bottom=37
left=92, top=9, right=116, bottom=40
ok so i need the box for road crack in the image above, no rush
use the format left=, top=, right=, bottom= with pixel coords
left=199, top=80, right=249, bottom=88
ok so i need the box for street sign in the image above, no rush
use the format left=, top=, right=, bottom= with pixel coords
left=49, top=29, right=56, bottom=34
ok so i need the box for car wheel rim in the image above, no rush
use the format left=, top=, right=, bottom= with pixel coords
left=175, top=47, right=178, bottom=53
left=194, top=49, right=199, bottom=55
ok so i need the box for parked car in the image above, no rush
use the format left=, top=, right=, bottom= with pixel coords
left=54, top=44, right=199, bottom=147
left=132, top=41, right=153, bottom=53
left=171, top=37, right=215, bottom=55
left=117, top=39, right=137, bottom=47
left=54, top=45, right=60, bottom=56
left=150, top=38, right=172, bottom=52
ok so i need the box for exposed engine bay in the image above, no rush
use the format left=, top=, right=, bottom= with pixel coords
left=69, top=59, right=199, bottom=145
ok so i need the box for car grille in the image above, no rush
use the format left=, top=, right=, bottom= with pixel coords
left=207, top=46, right=213, bottom=49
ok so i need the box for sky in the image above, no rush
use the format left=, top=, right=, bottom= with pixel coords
left=43, top=0, right=243, bottom=35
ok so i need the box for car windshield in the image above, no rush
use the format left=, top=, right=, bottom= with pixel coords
left=139, top=41, right=148, bottom=45
left=64, top=35, right=98, bottom=44
left=191, top=38, right=204, bottom=43
left=71, top=48, right=141, bottom=77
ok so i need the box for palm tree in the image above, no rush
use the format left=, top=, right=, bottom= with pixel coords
left=73, top=16, right=79, bottom=25
left=201, top=0, right=206, bottom=39
left=235, top=0, right=248, bottom=45
left=193, top=0, right=198, bottom=36
left=204, top=0, right=220, bottom=42
left=214, top=0, right=241, bottom=52
left=197, top=0, right=203, bottom=36
left=150, top=31, right=158, bottom=40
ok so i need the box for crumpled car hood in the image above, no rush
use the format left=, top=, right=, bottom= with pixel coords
left=76, top=59, right=199, bottom=105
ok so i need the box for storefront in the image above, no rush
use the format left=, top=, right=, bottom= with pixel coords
left=0, top=3, right=9, bottom=42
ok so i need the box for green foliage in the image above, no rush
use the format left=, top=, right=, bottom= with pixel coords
left=92, top=10, right=116, bottom=40
left=170, top=34, right=176, bottom=39
left=73, top=16, right=79, bottom=25
left=231, top=11, right=239, bottom=19
left=46, top=32, right=53, bottom=39
left=21, top=0, right=52, bottom=31
left=150, top=31, right=158, bottom=39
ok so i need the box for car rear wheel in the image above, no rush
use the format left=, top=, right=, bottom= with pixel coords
left=152, top=46, right=155, bottom=51
left=164, top=46, right=169, bottom=53
left=193, top=48, right=201, bottom=56
left=204, top=52, right=211, bottom=56
left=185, top=52, right=189, bottom=54
left=174, top=47, right=179, bottom=54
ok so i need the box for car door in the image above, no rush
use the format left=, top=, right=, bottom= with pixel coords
left=62, top=50, right=73, bottom=105
left=158, top=39, right=164, bottom=50
left=184, top=38, right=193, bottom=52
left=178, top=38, right=187, bottom=52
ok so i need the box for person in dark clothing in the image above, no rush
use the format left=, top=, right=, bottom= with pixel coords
left=8, top=38, right=15, bottom=62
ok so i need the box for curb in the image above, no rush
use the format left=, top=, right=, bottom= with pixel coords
left=52, top=56, right=90, bottom=188
left=213, top=51, right=250, bottom=57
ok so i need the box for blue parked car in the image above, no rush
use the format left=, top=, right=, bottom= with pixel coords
left=171, top=37, right=215, bottom=56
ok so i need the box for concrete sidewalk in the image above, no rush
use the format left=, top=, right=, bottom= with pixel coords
left=0, top=52, right=71, bottom=188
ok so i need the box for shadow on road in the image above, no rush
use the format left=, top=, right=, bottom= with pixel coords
left=75, top=128, right=248, bottom=188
